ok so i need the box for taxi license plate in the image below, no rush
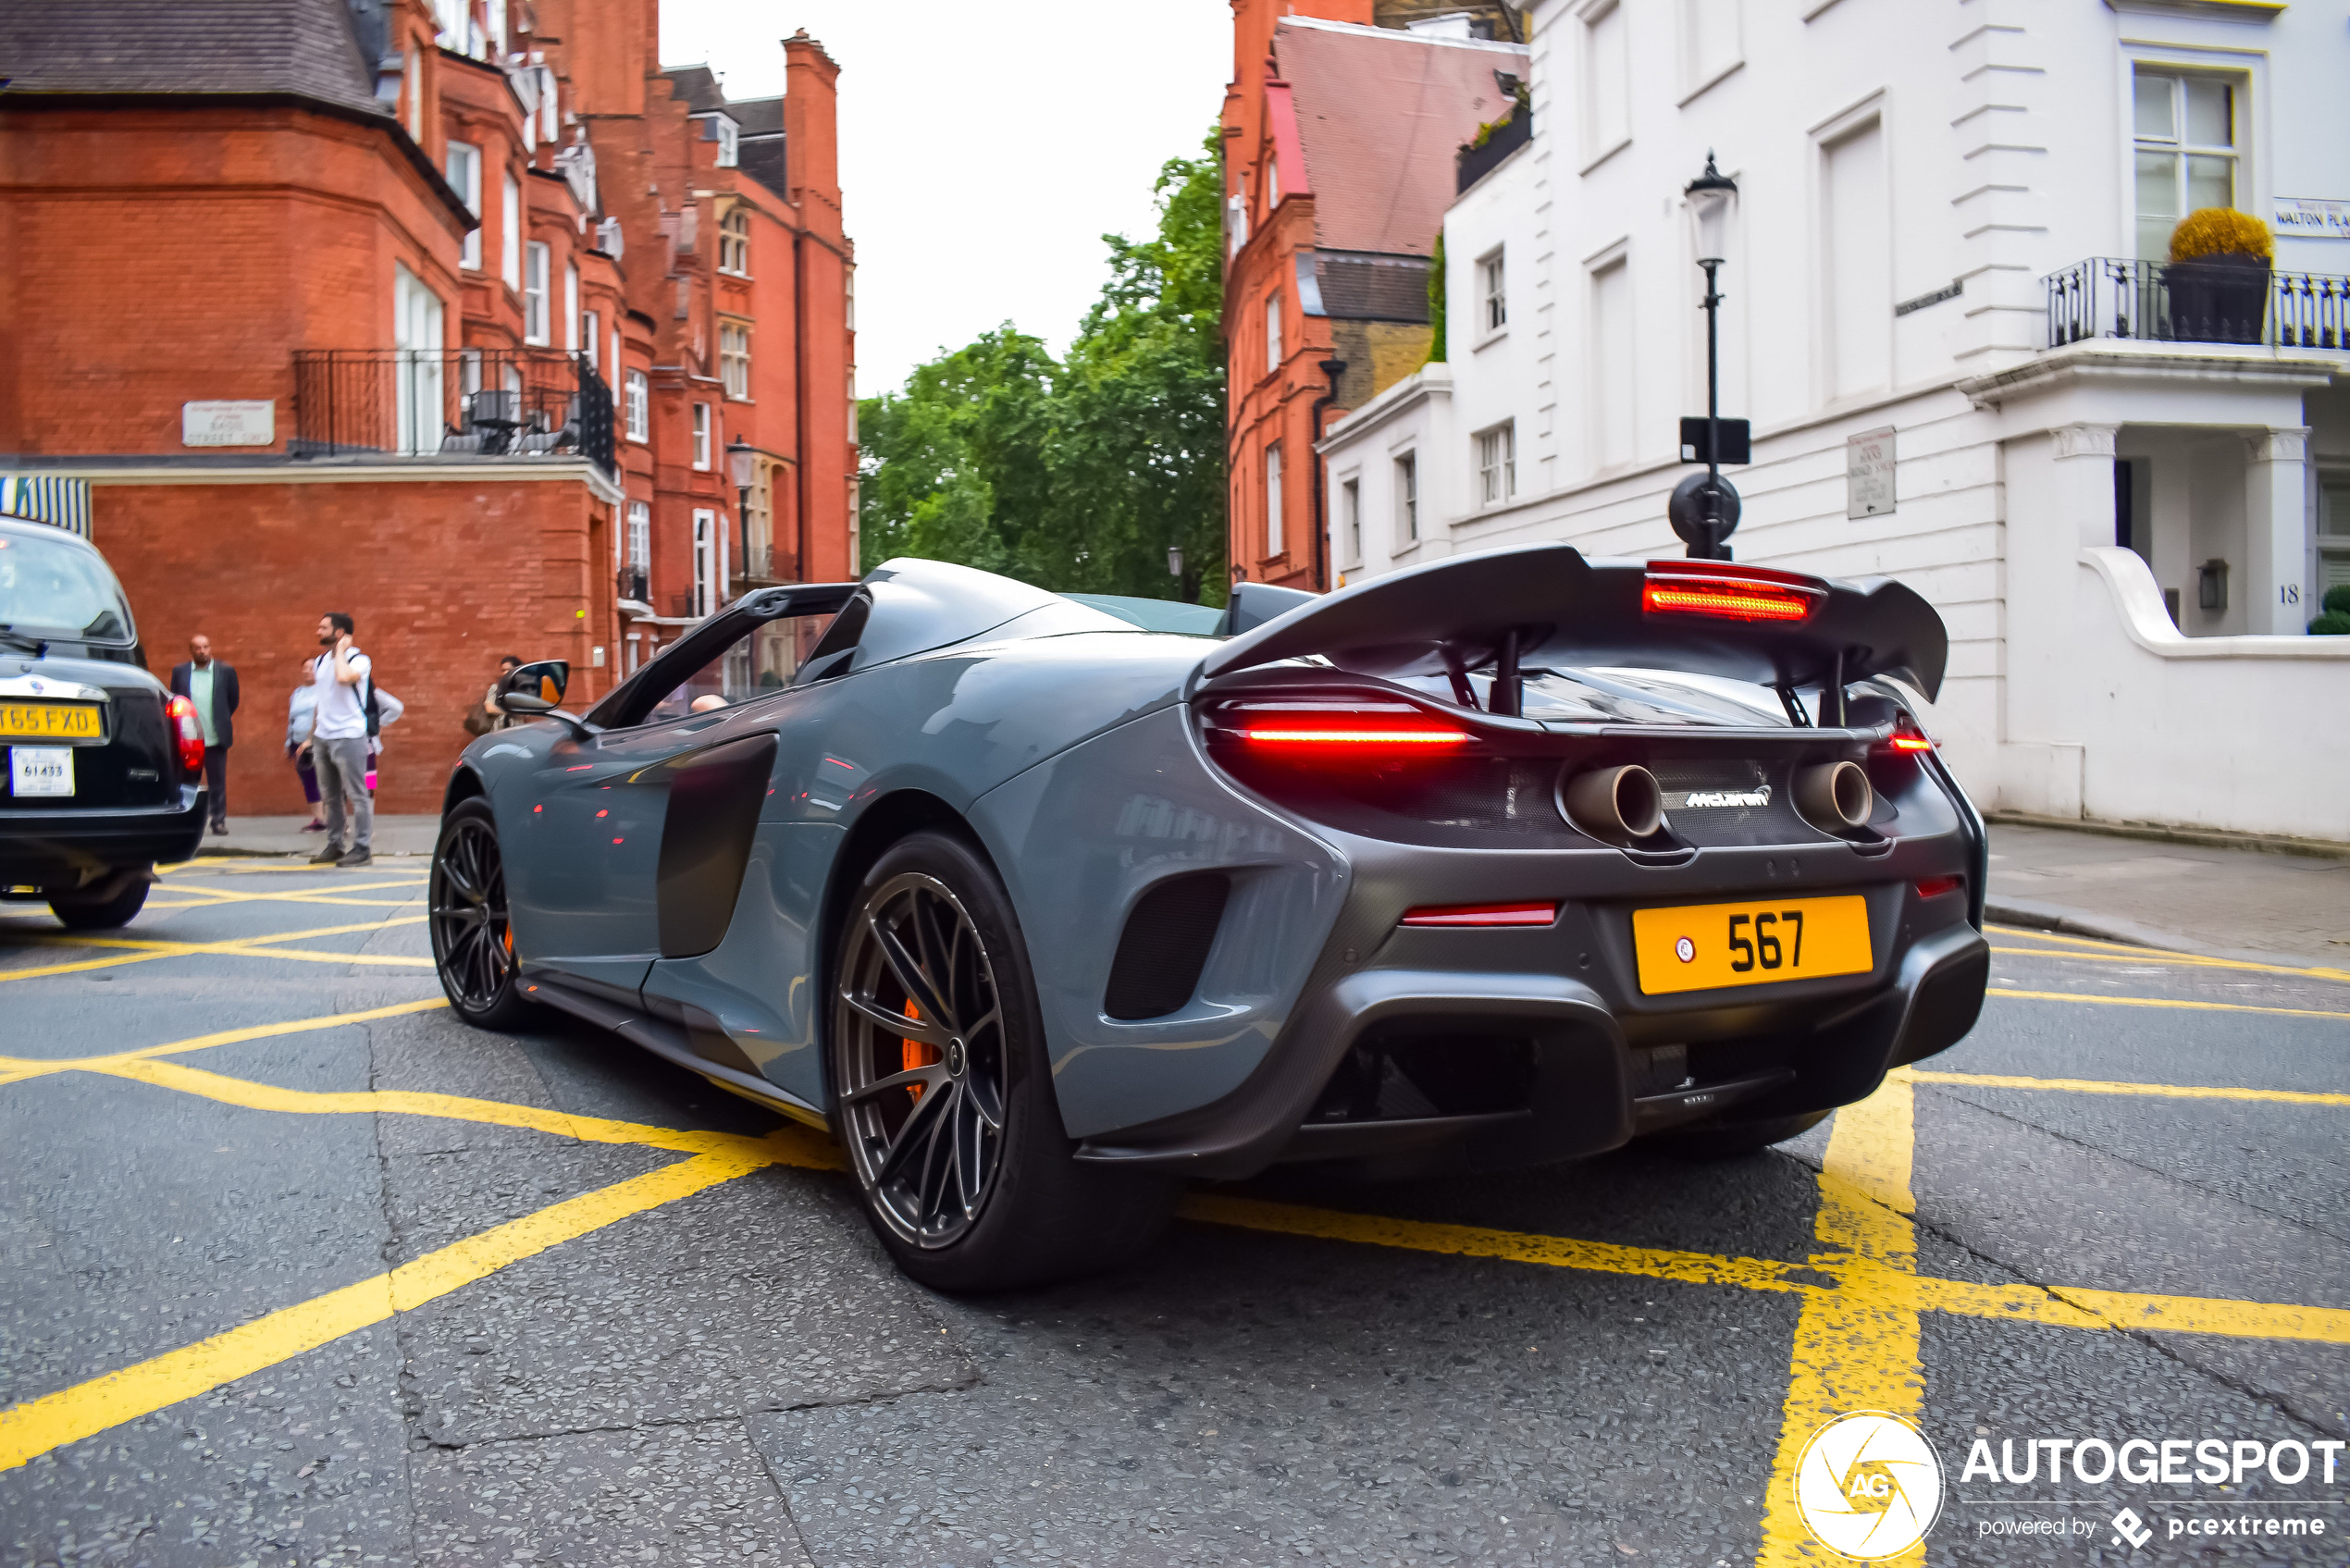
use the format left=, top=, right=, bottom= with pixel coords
left=1631, top=895, right=1872, bottom=995
left=0, top=701, right=103, bottom=742
left=10, top=747, right=74, bottom=797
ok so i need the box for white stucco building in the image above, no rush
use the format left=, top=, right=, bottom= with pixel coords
left=1317, top=0, right=2350, bottom=841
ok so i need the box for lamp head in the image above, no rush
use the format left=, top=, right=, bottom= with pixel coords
left=1168, top=545, right=1185, bottom=579
left=1685, top=150, right=1738, bottom=266
left=726, top=437, right=756, bottom=490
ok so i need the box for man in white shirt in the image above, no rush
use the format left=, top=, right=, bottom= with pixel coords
left=296, top=611, right=375, bottom=867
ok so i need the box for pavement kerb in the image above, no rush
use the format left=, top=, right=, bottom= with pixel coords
left=1984, top=895, right=2342, bottom=974
left=1985, top=809, right=2350, bottom=861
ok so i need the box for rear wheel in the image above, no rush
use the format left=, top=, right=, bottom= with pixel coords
left=49, top=875, right=149, bottom=930
left=429, top=799, right=533, bottom=1030
left=829, top=831, right=1174, bottom=1292
left=1651, top=1109, right=1829, bottom=1160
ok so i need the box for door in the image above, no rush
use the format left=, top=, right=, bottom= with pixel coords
left=510, top=598, right=836, bottom=1003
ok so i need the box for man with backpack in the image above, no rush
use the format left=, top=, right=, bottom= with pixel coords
left=296, top=611, right=377, bottom=868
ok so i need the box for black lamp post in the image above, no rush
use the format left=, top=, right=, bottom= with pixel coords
left=726, top=437, right=756, bottom=590
left=1675, top=153, right=1740, bottom=560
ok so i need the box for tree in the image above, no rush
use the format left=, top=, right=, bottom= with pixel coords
left=857, top=132, right=1227, bottom=604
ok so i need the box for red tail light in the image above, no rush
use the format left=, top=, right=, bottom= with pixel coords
left=166, top=694, right=205, bottom=779
left=1915, top=876, right=1962, bottom=900
left=1641, top=562, right=1825, bottom=623
left=1399, top=901, right=1559, bottom=928
left=1228, top=704, right=1470, bottom=751
left=1885, top=716, right=1936, bottom=753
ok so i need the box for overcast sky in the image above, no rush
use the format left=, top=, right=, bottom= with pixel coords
left=660, top=1, right=1231, bottom=400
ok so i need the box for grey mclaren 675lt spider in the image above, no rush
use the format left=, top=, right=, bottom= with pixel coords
left=429, top=545, right=1989, bottom=1290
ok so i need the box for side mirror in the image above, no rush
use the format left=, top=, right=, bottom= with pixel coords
left=498, top=660, right=569, bottom=715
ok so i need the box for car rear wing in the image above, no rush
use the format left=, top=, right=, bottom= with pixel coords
left=1199, top=544, right=1948, bottom=709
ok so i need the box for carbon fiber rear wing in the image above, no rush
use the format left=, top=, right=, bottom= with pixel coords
left=1202, top=544, right=1948, bottom=705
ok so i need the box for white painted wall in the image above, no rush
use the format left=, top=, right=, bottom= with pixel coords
left=1318, top=0, right=2350, bottom=839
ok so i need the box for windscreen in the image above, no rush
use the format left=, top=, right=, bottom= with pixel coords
left=0, top=527, right=136, bottom=644
left=1388, top=666, right=1792, bottom=727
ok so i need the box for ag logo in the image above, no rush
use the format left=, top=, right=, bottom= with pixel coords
left=1793, top=1411, right=1945, bottom=1560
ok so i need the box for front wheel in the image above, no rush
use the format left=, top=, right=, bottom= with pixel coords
left=429, top=798, right=534, bottom=1030
left=828, top=831, right=1173, bottom=1292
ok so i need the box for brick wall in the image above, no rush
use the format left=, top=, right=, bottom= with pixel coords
left=98, top=473, right=608, bottom=817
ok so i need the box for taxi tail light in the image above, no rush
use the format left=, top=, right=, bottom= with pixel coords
left=1640, top=562, right=1827, bottom=624
left=165, top=694, right=205, bottom=778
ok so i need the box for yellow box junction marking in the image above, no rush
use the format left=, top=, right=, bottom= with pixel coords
left=1897, top=1066, right=2350, bottom=1110
left=1984, top=925, right=2350, bottom=986
left=0, top=997, right=450, bottom=1084
left=1985, top=986, right=2349, bottom=1021
left=0, top=914, right=428, bottom=982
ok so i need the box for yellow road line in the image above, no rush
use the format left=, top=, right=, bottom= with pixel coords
left=1985, top=924, right=2350, bottom=984
left=0, top=997, right=450, bottom=1083
left=0, top=915, right=426, bottom=982
left=84, top=1056, right=832, bottom=1166
left=1992, top=943, right=2350, bottom=984
left=1177, top=1194, right=1819, bottom=1295
left=1987, top=986, right=2350, bottom=1021
left=1756, top=1081, right=1925, bottom=1566
left=145, top=896, right=423, bottom=910
left=156, top=859, right=421, bottom=877
left=1909, top=1278, right=2350, bottom=1343
left=196, top=945, right=433, bottom=969
left=1898, top=1067, right=2350, bottom=1109
left=0, top=1145, right=773, bottom=1472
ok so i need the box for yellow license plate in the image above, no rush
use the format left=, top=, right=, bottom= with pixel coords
left=1632, top=895, right=1873, bottom=995
left=0, top=702, right=103, bottom=741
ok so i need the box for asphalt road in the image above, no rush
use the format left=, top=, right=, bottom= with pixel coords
left=1, top=857, right=2344, bottom=1567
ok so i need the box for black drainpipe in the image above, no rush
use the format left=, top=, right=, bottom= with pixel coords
left=1308, top=357, right=1347, bottom=593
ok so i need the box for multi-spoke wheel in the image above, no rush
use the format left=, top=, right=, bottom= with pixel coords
left=828, top=831, right=1177, bottom=1291
left=834, top=870, right=1008, bottom=1248
left=430, top=798, right=533, bottom=1029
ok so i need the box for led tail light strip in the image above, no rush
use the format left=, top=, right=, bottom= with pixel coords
left=1640, top=562, right=1827, bottom=624
left=1399, top=901, right=1560, bottom=928
left=1238, top=722, right=1471, bottom=747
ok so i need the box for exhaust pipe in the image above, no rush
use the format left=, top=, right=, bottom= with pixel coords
left=1794, top=759, right=1874, bottom=831
left=1561, top=764, right=1664, bottom=845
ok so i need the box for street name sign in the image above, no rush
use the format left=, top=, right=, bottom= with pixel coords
left=182, top=401, right=275, bottom=448
left=1847, top=426, right=1896, bottom=519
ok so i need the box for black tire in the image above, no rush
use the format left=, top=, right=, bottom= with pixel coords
left=49, top=876, right=149, bottom=930
left=828, top=830, right=1175, bottom=1292
left=1651, top=1109, right=1830, bottom=1161
left=429, top=798, right=535, bottom=1030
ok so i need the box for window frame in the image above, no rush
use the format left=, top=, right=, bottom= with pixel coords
left=1476, top=421, right=1517, bottom=508
left=501, top=171, right=521, bottom=290
left=1265, top=440, right=1284, bottom=557
left=582, top=308, right=600, bottom=371
left=1578, top=0, right=1632, bottom=172
left=447, top=141, right=483, bottom=270
left=625, top=370, right=649, bottom=442
left=2129, top=63, right=2247, bottom=264
left=1341, top=475, right=1362, bottom=567
left=720, top=321, right=751, bottom=401
left=1265, top=290, right=1283, bottom=377
left=625, top=500, right=650, bottom=569
left=1478, top=247, right=1507, bottom=337
left=522, top=240, right=550, bottom=344
left=692, top=402, right=712, bottom=470
left=1395, top=451, right=1419, bottom=546
left=718, top=206, right=752, bottom=276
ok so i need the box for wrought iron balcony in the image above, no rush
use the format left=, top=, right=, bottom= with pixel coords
left=738, top=543, right=796, bottom=586
left=2043, top=257, right=2349, bottom=352
left=616, top=566, right=649, bottom=605
left=291, top=349, right=617, bottom=481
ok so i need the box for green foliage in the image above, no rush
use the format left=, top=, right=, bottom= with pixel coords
left=2308, top=611, right=2350, bottom=636
left=2325, top=582, right=2350, bottom=616
left=1425, top=230, right=1447, bottom=364
left=857, top=131, right=1228, bottom=605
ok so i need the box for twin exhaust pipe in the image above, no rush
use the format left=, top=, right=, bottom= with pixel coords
left=1559, top=759, right=1874, bottom=845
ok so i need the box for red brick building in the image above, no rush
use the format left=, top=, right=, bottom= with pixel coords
left=0, top=0, right=857, bottom=814
left=1220, top=0, right=1524, bottom=590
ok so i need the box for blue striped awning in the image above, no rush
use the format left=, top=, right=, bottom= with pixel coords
left=0, top=475, right=93, bottom=537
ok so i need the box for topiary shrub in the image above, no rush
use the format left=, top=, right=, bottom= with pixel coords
left=2325, top=582, right=2350, bottom=616
left=2308, top=611, right=2350, bottom=636
left=2170, top=208, right=2273, bottom=263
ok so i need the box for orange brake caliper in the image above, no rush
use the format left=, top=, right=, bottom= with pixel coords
left=901, top=998, right=938, bottom=1099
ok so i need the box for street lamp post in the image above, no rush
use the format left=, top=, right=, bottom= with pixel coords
left=726, top=438, right=756, bottom=590
left=1676, top=153, right=1740, bottom=560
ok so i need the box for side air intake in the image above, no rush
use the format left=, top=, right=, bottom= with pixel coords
left=1103, top=873, right=1231, bottom=1020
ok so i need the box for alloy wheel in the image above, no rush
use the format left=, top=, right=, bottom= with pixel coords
left=430, top=815, right=513, bottom=1013
left=834, top=871, right=1008, bottom=1248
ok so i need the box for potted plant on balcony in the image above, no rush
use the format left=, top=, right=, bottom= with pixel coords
left=2164, top=208, right=2272, bottom=345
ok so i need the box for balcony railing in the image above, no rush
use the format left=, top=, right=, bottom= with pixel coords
left=291, top=349, right=617, bottom=481
left=2043, top=257, right=2350, bottom=352
left=617, top=565, right=649, bottom=605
